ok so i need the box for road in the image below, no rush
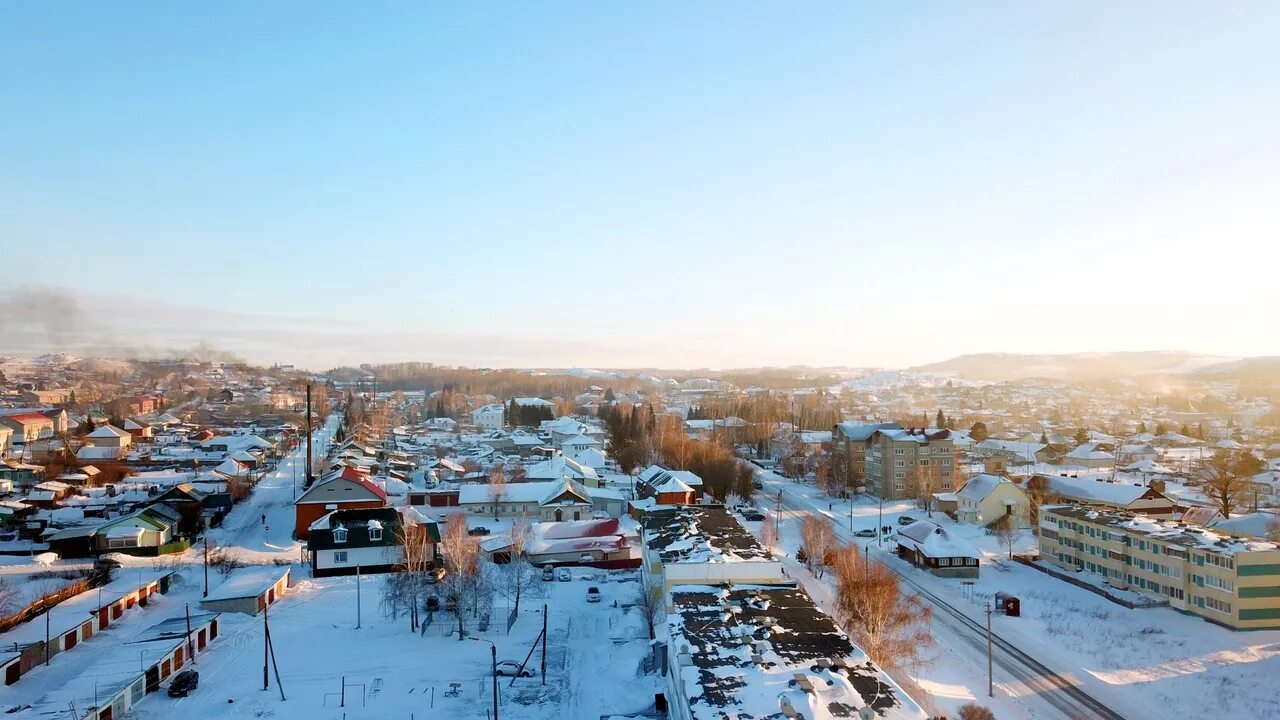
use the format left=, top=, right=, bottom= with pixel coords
left=757, top=472, right=1129, bottom=720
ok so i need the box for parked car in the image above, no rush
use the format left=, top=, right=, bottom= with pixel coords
left=468, top=526, right=490, bottom=536
left=426, top=596, right=440, bottom=612
left=556, top=568, right=571, bottom=582
left=542, top=567, right=555, bottom=582
left=854, top=529, right=877, bottom=538
left=586, top=586, right=601, bottom=603
left=897, top=515, right=916, bottom=526
left=168, top=670, right=199, bottom=698
left=742, top=512, right=766, bottom=521
left=494, top=661, right=534, bottom=678
left=752, top=480, right=764, bottom=490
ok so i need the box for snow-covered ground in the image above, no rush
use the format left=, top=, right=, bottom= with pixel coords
left=756, top=472, right=1280, bottom=720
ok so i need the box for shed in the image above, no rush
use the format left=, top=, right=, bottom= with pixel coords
left=200, top=566, right=291, bottom=616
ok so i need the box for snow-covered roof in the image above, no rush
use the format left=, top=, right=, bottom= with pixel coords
left=1042, top=474, right=1158, bottom=506
left=896, top=520, right=979, bottom=559
left=954, top=473, right=1018, bottom=503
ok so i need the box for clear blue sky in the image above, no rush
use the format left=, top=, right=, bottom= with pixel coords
left=3, top=3, right=1277, bottom=369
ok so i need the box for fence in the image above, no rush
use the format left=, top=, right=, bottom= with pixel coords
left=0, top=571, right=103, bottom=633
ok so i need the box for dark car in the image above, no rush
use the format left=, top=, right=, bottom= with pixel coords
left=168, top=670, right=199, bottom=698
left=494, top=661, right=534, bottom=678
left=854, top=529, right=877, bottom=538
left=468, top=527, right=490, bottom=536
left=896, top=515, right=916, bottom=526
left=742, top=512, right=766, bottom=522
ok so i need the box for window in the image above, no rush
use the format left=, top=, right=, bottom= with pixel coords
left=917, top=446, right=928, bottom=455
left=919, top=459, right=931, bottom=467
left=894, top=448, right=905, bottom=455
left=894, top=471, right=905, bottom=479
left=1204, top=575, right=1234, bottom=592
left=334, top=551, right=349, bottom=564
left=369, top=527, right=382, bottom=541
left=1205, top=596, right=1232, bottom=614
left=895, top=460, right=905, bottom=468
left=333, top=527, right=348, bottom=544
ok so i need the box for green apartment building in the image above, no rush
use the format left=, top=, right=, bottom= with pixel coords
left=1040, top=505, right=1280, bottom=630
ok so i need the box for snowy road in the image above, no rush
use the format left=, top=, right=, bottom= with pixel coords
left=757, top=472, right=1129, bottom=720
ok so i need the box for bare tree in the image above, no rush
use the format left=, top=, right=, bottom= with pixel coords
left=830, top=544, right=932, bottom=671
left=799, top=514, right=835, bottom=577
left=1024, top=475, right=1049, bottom=534
left=957, top=703, right=996, bottom=720
left=1266, top=513, right=1280, bottom=543
left=636, top=583, right=664, bottom=641
left=0, top=577, right=17, bottom=617
left=993, top=514, right=1018, bottom=559
left=495, top=516, right=540, bottom=618
left=761, top=516, right=778, bottom=557
left=1203, top=451, right=1252, bottom=517
left=910, top=462, right=940, bottom=516
left=488, top=465, right=507, bottom=521
left=439, top=514, right=482, bottom=640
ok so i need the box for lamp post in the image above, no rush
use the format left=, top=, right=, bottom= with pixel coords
left=469, top=638, right=498, bottom=720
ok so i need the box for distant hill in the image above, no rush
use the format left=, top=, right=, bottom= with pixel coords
left=1191, top=356, right=1280, bottom=384
left=909, top=352, right=1234, bottom=382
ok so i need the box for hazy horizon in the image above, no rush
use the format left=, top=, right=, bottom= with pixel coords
left=4, top=3, right=1279, bottom=369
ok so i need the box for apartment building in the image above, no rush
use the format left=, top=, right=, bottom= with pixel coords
left=1040, top=505, right=1280, bottom=630
left=831, top=422, right=900, bottom=488
left=864, top=427, right=957, bottom=501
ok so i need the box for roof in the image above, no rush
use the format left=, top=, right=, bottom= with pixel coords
left=1046, top=505, right=1279, bottom=556
left=896, top=520, right=979, bottom=559
left=1040, top=473, right=1163, bottom=506
left=0, top=413, right=53, bottom=425
left=833, top=421, right=902, bottom=442
left=954, top=473, right=1020, bottom=503
left=642, top=505, right=769, bottom=563
left=87, top=424, right=129, bottom=439
left=203, top=565, right=291, bottom=602
left=668, top=584, right=927, bottom=720
left=296, top=466, right=388, bottom=505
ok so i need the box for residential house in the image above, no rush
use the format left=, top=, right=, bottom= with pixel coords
left=293, top=466, right=388, bottom=540
left=0, top=426, right=12, bottom=454
left=77, top=424, right=132, bottom=461
left=525, top=518, right=639, bottom=569
left=974, top=439, right=1054, bottom=465
left=307, top=507, right=429, bottom=577
left=1040, top=505, right=1280, bottom=629
left=954, top=473, right=1030, bottom=528
left=636, top=465, right=703, bottom=505
left=1116, top=444, right=1159, bottom=465
left=44, top=504, right=184, bottom=558
left=0, top=414, right=55, bottom=445
left=1033, top=473, right=1179, bottom=517
left=1063, top=443, right=1116, bottom=469
left=894, top=520, right=980, bottom=578
left=457, top=479, right=622, bottom=521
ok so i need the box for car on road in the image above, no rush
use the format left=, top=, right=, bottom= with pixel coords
left=752, top=480, right=764, bottom=490
left=494, top=661, right=534, bottom=678
left=742, top=512, right=766, bottom=521
left=468, top=526, right=490, bottom=536
left=556, top=568, right=571, bottom=582
left=854, top=529, right=877, bottom=538
left=586, top=586, right=601, bottom=603
left=897, top=515, right=916, bottom=526
left=542, top=566, right=555, bottom=581
left=168, top=670, right=199, bottom=698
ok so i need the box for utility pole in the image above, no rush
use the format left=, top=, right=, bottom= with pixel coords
left=203, top=536, right=210, bottom=598
left=305, top=384, right=314, bottom=484
left=490, top=643, right=498, bottom=720
left=774, top=489, right=783, bottom=541
left=44, top=599, right=50, bottom=666
left=877, top=492, right=883, bottom=546
left=540, top=604, right=548, bottom=685
left=263, top=602, right=270, bottom=691
left=356, top=565, right=362, bottom=629
left=986, top=602, right=994, bottom=698
left=185, top=604, right=195, bottom=664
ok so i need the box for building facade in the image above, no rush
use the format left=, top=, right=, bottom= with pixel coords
left=864, top=428, right=956, bottom=501
left=1040, top=505, right=1280, bottom=630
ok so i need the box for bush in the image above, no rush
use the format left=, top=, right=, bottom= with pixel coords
left=957, top=703, right=996, bottom=720
left=795, top=547, right=808, bottom=564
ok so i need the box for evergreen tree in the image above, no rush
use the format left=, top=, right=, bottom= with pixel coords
left=1197, top=422, right=1205, bottom=439
left=1074, top=427, right=1089, bottom=445
left=935, top=409, right=945, bottom=429
left=1138, top=421, right=1147, bottom=434
left=970, top=421, right=989, bottom=443
left=1039, top=432, right=1048, bottom=444
left=603, top=387, right=616, bottom=402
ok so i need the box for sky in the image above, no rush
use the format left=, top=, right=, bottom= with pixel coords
left=2, top=3, right=1278, bottom=370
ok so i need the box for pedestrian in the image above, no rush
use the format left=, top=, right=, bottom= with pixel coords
left=261, top=513, right=266, bottom=525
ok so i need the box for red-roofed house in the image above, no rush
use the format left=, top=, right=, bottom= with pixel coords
left=526, top=518, right=639, bottom=569
left=293, top=467, right=388, bottom=540
left=0, top=414, right=56, bottom=444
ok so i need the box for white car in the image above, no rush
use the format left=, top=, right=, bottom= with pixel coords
left=556, top=568, right=571, bottom=582
left=586, top=586, right=601, bottom=603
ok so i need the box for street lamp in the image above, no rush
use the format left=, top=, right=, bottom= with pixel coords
left=469, top=638, right=499, bottom=720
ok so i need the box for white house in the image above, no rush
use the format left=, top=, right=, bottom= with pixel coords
left=470, top=404, right=505, bottom=431
left=953, top=473, right=1030, bottom=528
